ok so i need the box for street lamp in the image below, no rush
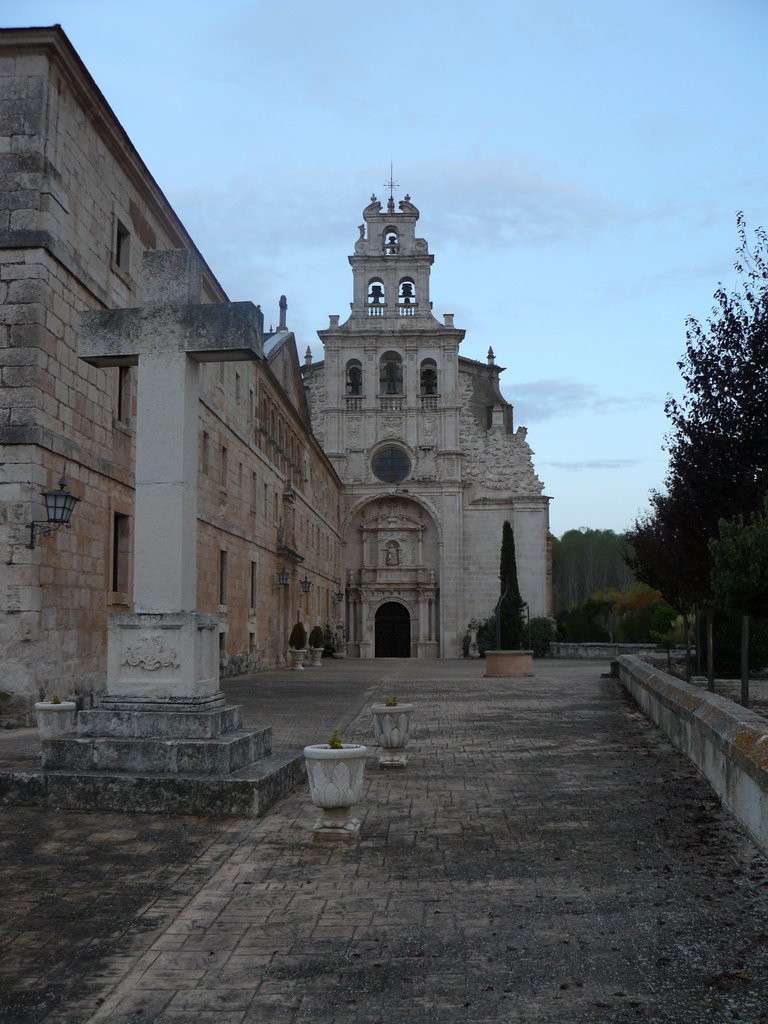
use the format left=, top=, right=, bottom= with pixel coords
left=27, top=470, right=80, bottom=550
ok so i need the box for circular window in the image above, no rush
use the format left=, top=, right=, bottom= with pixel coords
left=372, top=446, right=411, bottom=484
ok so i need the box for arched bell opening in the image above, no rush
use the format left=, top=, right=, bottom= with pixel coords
left=420, top=358, right=438, bottom=395
left=379, top=350, right=403, bottom=395
left=398, top=277, right=416, bottom=305
left=367, top=278, right=385, bottom=306
left=383, top=227, right=399, bottom=256
left=374, top=601, right=411, bottom=658
left=345, top=358, right=363, bottom=396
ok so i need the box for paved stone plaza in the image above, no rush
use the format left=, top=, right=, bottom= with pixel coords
left=2, top=659, right=768, bottom=1023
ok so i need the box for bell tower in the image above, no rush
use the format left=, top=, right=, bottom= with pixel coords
left=348, top=193, right=435, bottom=321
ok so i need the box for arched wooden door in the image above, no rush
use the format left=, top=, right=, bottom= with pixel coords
left=374, top=602, right=411, bottom=658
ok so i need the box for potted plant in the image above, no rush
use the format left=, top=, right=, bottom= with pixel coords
left=308, top=625, right=325, bottom=666
left=288, top=619, right=307, bottom=670
left=370, top=695, right=414, bottom=767
left=303, top=728, right=368, bottom=839
left=34, top=694, right=77, bottom=739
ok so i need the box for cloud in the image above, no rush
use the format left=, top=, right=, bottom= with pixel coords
left=539, top=458, right=645, bottom=472
left=502, top=379, right=660, bottom=423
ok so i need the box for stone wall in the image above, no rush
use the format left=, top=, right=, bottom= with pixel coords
left=618, top=655, right=768, bottom=857
left=549, top=642, right=660, bottom=660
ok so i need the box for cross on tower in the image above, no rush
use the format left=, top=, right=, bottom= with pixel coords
left=384, top=162, right=399, bottom=213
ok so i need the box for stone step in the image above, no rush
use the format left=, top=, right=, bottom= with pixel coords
left=77, top=704, right=244, bottom=739
left=0, top=750, right=307, bottom=817
left=41, top=726, right=272, bottom=776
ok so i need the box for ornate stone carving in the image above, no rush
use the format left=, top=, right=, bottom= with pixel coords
left=422, top=415, right=437, bottom=446
left=347, top=414, right=363, bottom=445
left=122, top=635, right=180, bottom=672
left=380, top=414, right=402, bottom=439
left=458, top=377, right=544, bottom=494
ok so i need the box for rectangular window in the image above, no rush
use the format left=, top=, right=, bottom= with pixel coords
left=249, top=388, right=255, bottom=421
left=111, top=512, right=130, bottom=593
left=202, top=431, right=210, bottom=474
left=220, top=446, right=228, bottom=490
left=250, top=560, right=258, bottom=610
left=116, top=366, right=131, bottom=424
left=251, top=471, right=258, bottom=509
left=219, top=549, right=228, bottom=605
left=219, top=631, right=226, bottom=661
left=238, top=461, right=243, bottom=490
left=114, top=219, right=131, bottom=272
left=235, top=372, right=241, bottom=403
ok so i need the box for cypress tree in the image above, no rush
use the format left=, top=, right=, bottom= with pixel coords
left=499, top=520, right=526, bottom=649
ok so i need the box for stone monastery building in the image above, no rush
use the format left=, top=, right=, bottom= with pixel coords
left=0, top=26, right=551, bottom=724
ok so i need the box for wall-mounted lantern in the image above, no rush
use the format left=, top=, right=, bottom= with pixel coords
left=334, top=589, right=344, bottom=603
left=26, top=470, right=80, bottom=550
left=299, top=575, right=312, bottom=594
left=276, top=565, right=290, bottom=586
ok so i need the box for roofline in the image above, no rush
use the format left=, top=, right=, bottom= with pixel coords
left=0, top=25, right=228, bottom=302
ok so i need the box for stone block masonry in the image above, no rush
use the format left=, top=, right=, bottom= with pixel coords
left=619, top=654, right=768, bottom=856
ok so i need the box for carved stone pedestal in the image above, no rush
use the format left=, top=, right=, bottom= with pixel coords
left=28, top=612, right=305, bottom=816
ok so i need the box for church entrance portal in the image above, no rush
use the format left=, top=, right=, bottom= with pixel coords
left=375, top=602, right=411, bottom=658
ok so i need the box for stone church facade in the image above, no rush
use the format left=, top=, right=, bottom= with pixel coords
left=303, top=195, right=551, bottom=659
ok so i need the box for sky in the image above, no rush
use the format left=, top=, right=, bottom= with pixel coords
left=7, top=0, right=768, bottom=536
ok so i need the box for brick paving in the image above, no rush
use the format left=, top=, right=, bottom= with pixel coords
left=2, top=659, right=768, bottom=1023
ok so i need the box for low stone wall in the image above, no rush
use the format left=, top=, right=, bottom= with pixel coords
left=618, top=655, right=768, bottom=856
left=550, top=642, right=660, bottom=660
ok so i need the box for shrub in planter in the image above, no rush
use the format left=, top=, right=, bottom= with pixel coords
left=308, top=625, right=325, bottom=666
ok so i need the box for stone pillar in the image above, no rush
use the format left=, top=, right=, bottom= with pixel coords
left=79, top=250, right=263, bottom=709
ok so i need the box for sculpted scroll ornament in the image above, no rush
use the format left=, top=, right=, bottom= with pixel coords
left=458, top=378, right=544, bottom=494
left=122, top=635, right=180, bottom=672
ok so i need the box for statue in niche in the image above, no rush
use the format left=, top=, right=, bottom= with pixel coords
left=385, top=542, right=400, bottom=566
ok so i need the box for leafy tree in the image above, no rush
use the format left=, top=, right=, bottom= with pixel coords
left=631, top=216, right=768, bottom=685
left=710, top=498, right=768, bottom=706
left=498, top=520, right=525, bottom=649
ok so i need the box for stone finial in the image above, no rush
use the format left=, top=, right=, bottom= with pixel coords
left=370, top=193, right=377, bottom=203
left=304, top=346, right=313, bottom=365
left=278, top=295, right=287, bottom=331
left=487, top=347, right=495, bottom=365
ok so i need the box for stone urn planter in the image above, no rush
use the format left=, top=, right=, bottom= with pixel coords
left=308, top=626, right=325, bottom=667
left=484, top=650, right=534, bottom=677
left=34, top=700, right=77, bottom=739
left=303, top=739, right=367, bottom=839
left=288, top=648, right=305, bottom=671
left=371, top=701, right=414, bottom=767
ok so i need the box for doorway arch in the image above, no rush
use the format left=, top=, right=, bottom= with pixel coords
left=375, top=602, right=411, bottom=658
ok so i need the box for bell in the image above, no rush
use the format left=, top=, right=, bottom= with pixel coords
left=369, top=284, right=384, bottom=304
